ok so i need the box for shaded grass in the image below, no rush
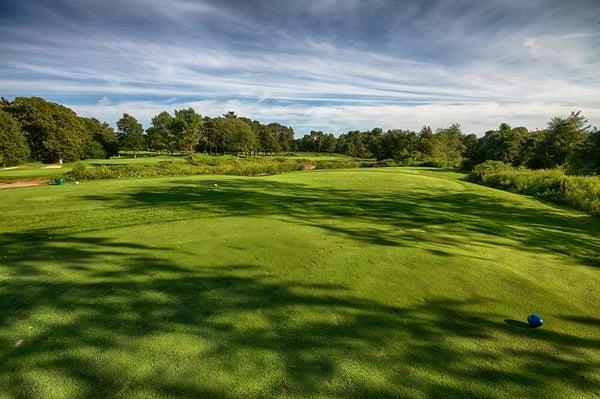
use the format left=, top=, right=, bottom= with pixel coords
left=0, top=168, right=599, bottom=398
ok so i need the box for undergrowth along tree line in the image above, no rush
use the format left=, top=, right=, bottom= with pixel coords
left=0, top=96, right=599, bottom=178
left=66, top=156, right=360, bottom=181
left=469, top=161, right=600, bottom=216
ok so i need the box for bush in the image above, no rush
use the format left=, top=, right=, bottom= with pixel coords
left=69, top=161, right=88, bottom=181
left=83, top=140, right=107, bottom=160
left=470, top=160, right=512, bottom=181
left=314, top=160, right=360, bottom=169
left=469, top=162, right=600, bottom=216
left=65, top=158, right=308, bottom=181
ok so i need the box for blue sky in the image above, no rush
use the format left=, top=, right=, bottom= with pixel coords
left=1, top=0, right=599, bottom=135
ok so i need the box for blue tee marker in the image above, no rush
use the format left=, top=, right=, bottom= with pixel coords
left=527, top=314, right=543, bottom=328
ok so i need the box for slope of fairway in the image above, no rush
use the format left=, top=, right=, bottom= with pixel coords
left=0, top=168, right=599, bottom=398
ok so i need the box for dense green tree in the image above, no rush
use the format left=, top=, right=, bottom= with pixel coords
left=7, top=97, right=85, bottom=163
left=462, top=133, right=478, bottom=159
left=205, top=117, right=257, bottom=154
left=269, top=123, right=295, bottom=153
left=568, top=128, right=600, bottom=175
left=117, top=113, right=144, bottom=158
left=343, top=131, right=373, bottom=158
left=0, top=109, right=29, bottom=166
left=171, top=108, right=203, bottom=155
left=435, top=124, right=465, bottom=166
left=146, top=111, right=175, bottom=153
left=257, top=124, right=280, bottom=154
left=378, top=129, right=418, bottom=161
left=321, top=133, right=337, bottom=153
left=2, top=96, right=598, bottom=174
left=417, top=126, right=439, bottom=158
left=529, top=111, right=590, bottom=169
left=80, top=117, right=119, bottom=159
left=472, top=124, right=530, bottom=166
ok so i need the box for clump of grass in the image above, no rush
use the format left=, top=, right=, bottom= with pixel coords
left=66, top=156, right=399, bottom=182
left=469, top=161, right=600, bottom=215
left=66, top=158, right=308, bottom=181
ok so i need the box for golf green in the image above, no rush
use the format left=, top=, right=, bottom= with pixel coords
left=1, top=168, right=598, bottom=398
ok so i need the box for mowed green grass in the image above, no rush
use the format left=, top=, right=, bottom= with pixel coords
left=0, top=164, right=69, bottom=180
left=0, top=157, right=185, bottom=181
left=0, top=168, right=599, bottom=398
left=0, top=153, right=345, bottom=181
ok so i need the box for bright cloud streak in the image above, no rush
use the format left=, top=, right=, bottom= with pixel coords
left=1, top=0, right=599, bottom=135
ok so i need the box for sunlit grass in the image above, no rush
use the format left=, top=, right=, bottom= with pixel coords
left=0, top=168, right=598, bottom=398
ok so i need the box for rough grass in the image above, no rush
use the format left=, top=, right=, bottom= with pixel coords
left=0, top=168, right=599, bottom=398
left=470, top=161, right=600, bottom=216
left=0, top=154, right=349, bottom=181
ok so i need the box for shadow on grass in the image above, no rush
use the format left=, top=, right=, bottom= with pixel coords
left=80, top=177, right=600, bottom=268
left=1, top=232, right=599, bottom=398
left=504, top=319, right=531, bottom=329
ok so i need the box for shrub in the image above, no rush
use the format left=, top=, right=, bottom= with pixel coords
left=314, top=160, right=360, bottom=169
left=65, top=158, right=308, bottom=181
left=469, top=162, right=600, bottom=216
left=470, top=160, right=512, bottom=181
left=69, top=161, right=88, bottom=181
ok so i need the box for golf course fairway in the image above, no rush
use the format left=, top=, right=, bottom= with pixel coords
left=1, top=168, right=599, bottom=398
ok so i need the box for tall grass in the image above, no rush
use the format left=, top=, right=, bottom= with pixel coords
left=469, top=161, right=600, bottom=216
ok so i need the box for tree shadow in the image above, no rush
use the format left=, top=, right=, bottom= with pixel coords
left=504, top=319, right=531, bottom=329
left=80, top=177, right=600, bottom=268
left=1, top=232, right=599, bottom=398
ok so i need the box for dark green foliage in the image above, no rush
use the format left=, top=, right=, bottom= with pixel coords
left=417, top=125, right=438, bottom=158
left=171, top=108, right=203, bottom=154
left=528, top=111, right=591, bottom=169
left=0, top=109, right=30, bottom=166
left=81, top=117, right=118, bottom=159
left=69, top=161, right=88, bottom=181
left=256, top=123, right=280, bottom=154
left=83, top=140, right=107, bottom=159
left=334, top=130, right=376, bottom=158
left=268, top=123, right=295, bottom=153
left=64, top=156, right=378, bottom=181
left=117, top=114, right=144, bottom=158
left=333, top=125, right=467, bottom=166
left=377, top=129, right=418, bottom=161
left=297, top=131, right=336, bottom=153
left=469, top=161, right=600, bottom=215
left=313, top=160, right=361, bottom=169
left=146, top=111, right=175, bottom=153
left=66, top=157, right=307, bottom=181
left=434, top=124, right=465, bottom=167
left=205, top=117, right=257, bottom=154
left=472, top=124, right=531, bottom=166
left=568, top=129, right=600, bottom=175
left=2, top=96, right=599, bottom=178
left=469, top=160, right=512, bottom=181
left=462, top=133, right=478, bottom=159
left=6, top=97, right=86, bottom=163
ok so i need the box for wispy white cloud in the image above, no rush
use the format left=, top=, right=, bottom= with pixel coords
left=1, top=0, right=599, bottom=135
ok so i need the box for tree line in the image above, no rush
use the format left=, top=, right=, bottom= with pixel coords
left=0, top=96, right=598, bottom=175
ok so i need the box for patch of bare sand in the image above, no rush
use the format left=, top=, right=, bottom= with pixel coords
left=0, top=179, right=48, bottom=189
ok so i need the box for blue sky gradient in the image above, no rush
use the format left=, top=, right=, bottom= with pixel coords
left=1, top=0, right=599, bottom=135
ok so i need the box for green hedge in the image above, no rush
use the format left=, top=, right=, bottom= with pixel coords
left=67, top=158, right=308, bottom=181
left=469, top=161, right=600, bottom=216
left=313, top=160, right=361, bottom=169
left=67, top=156, right=383, bottom=182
